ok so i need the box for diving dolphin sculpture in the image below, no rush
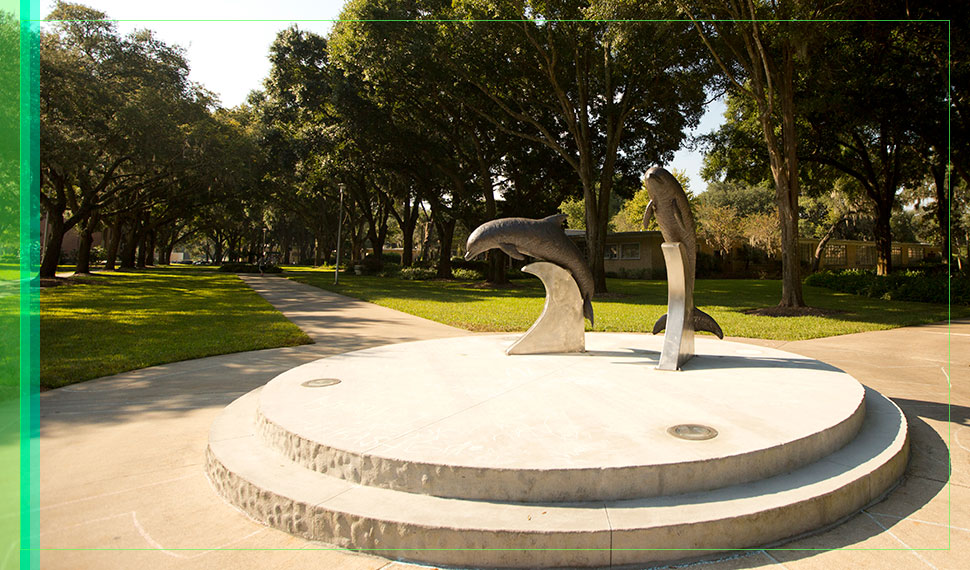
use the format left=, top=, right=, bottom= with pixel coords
left=465, top=214, right=595, bottom=326
left=642, top=167, right=724, bottom=339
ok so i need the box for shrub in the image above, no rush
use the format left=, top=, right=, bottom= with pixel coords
left=382, top=251, right=402, bottom=264
left=450, top=256, right=488, bottom=273
left=453, top=268, right=485, bottom=281
left=804, top=268, right=968, bottom=305
left=399, top=266, right=437, bottom=280
left=218, top=263, right=282, bottom=274
left=359, top=255, right=383, bottom=275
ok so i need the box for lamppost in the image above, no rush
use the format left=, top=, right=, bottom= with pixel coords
left=334, top=183, right=345, bottom=285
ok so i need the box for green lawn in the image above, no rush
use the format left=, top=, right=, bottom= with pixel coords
left=0, top=264, right=18, bottom=400
left=40, top=267, right=312, bottom=389
left=287, top=267, right=967, bottom=341
left=0, top=263, right=16, bottom=280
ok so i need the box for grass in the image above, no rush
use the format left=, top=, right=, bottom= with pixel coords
left=286, top=267, right=968, bottom=341
left=40, top=267, right=312, bottom=389
left=0, top=264, right=18, bottom=401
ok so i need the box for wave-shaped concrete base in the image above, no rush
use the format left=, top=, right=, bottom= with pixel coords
left=205, top=334, right=908, bottom=568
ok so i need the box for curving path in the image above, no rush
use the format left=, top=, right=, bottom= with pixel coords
left=38, top=275, right=969, bottom=569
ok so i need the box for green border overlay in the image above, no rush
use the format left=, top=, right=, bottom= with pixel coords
left=0, top=0, right=19, bottom=569
left=13, top=12, right=954, bottom=567
left=8, top=1, right=39, bottom=569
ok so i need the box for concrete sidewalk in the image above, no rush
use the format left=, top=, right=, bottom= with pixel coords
left=38, top=275, right=968, bottom=569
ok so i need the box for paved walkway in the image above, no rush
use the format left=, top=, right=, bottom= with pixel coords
left=38, top=275, right=968, bottom=569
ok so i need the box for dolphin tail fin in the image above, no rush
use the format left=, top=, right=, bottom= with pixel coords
left=542, top=213, right=569, bottom=228
left=692, top=308, right=724, bottom=339
left=651, top=309, right=723, bottom=339
left=583, top=295, right=594, bottom=328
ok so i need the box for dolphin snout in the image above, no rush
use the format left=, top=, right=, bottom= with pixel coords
left=645, top=166, right=664, bottom=181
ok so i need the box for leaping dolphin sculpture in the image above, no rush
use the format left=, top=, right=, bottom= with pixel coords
left=465, top=214, right=595, bottom=326
left=642, top=167, right=724, bottom=339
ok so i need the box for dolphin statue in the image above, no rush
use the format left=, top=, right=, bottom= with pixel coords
left=465, top=214, right=595, bottom=326
left=642, top=167, right=723, bottom=339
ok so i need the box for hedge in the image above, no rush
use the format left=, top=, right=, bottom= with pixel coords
left=804, top=268, right=968, bottom=305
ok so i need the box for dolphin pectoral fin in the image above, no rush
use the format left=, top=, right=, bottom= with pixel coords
left=642, top=200, right=655, bottom=229
left=692, top=308, right=724, bottom=339
left=541, top=213, right=569, bottom=228
left=671, top=198, right=686, bottom=228
left=651, top=313, right=667, bottom=335
left=583, top=296, right=594, bottom=328
left=498, top=242, right=527, bottom=260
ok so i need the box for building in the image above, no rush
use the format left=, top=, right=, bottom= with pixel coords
left=566, top=229, right=942, bottom=278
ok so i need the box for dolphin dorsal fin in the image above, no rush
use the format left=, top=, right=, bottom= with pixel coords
left=541, top=213, right=568, bottom=228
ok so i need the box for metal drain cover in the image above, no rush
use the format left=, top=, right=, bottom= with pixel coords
left=667, top=424, right=718, bottom=441
left=301, top=378, right=341, bottom=388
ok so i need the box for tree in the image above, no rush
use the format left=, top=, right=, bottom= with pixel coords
left=695, top=203, right=742, bottom=256
left=672, top=2, right=846, bottom=306
left=450, top=2, right=712, bottom=292
left=802, top=20, right=944, bottom=275
left=40, top=1, right=208, bottom=276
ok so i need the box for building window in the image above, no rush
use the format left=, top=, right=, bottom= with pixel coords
left=857, top=246, right=876, bottom=266
left=824, top=244, right=846, bottom=266
left=620, top=243, right=640, bottom=260
left=908, top=247, right=923, bottom=262
left=892, top=246, right=902, bottom=266
left=800, top=243, right=814, bottom=263
left=604, top=244, right=619, bottom=260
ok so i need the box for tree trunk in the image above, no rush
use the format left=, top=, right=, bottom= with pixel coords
left=74, top=212, right=100, bottom=274
left=136, top=230, right=149, bottom=268
left=119, top=221, right=139, bottom=269
left=160, top=243, right=172, bottom=266
left=584, top=205, right=608, bottom=294
left=103, top=218, right=122, bottom=271
left=39, top=213, right=66, bottom=278
left=873, top=199, right=893, bottom=275
left=213, top=237, right=224, bottom=266
left=930, top=161, right=949, bottom=252
left=395, top=194, right=421, bottom=267
left=313, top=232, right=321, bottom=266
left=487, top=250, right=508, bottom=284
left=434, top=216, right=456, bottom=278
left=145, top=230, right=157, bottom=266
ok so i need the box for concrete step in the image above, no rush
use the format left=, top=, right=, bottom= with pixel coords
left=254, top=334, right=870, bottom=502
left=206, top=384, right=908, bottom=569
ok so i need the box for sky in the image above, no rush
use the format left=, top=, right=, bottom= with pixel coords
left=41, top=0, right=725, bottom=192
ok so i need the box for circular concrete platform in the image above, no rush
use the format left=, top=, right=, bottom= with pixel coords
left=257, top=334, right=866, bottom=501
left=206, top=333, right=908, bottom=569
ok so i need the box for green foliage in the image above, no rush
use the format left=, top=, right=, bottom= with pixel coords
left=218, top=263, right=282, bottom=273
left=696, top=203, right=743, bottom=255
left=612, top=187, right=651, bottom=232
left=698, top=180, right=775, bottom=217
left=286, top=268, right=967, bottom=340
left=40, top=268, right=311, bottom=388
left=453, top=268, right=486, bottom=281
left=399, top=267, right=437, bottom=280
left=450, top=256, right=488, bottom=273
left=558, top=198, right=586, bottom=231
left=805, top=269, right=969, bottom=306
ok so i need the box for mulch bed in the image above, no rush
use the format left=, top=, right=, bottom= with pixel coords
left=742, top=306, right=845, bottom=317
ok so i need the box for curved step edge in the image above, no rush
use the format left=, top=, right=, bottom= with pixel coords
left=206, top=386, right=908, bottom=569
